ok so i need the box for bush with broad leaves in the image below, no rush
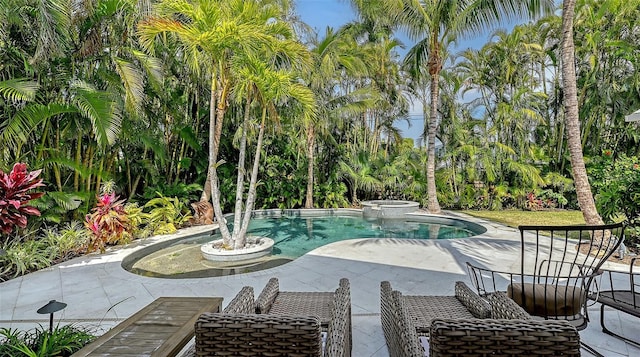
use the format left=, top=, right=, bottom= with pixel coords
left=0, top=163, right=45, bottom=238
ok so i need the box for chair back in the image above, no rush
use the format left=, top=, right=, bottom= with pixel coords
left=469, top=222, right=624, bottom=330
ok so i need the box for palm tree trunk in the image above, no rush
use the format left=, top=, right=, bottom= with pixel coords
left=237, top=106, right=267, bottom=248
left=231, top=98, right=252, bottom=242
left=561, top=0, right=603, bottom=225
left=208, top=77, right=232, bottom=245
left=305, top=124, right=315, bottom=208
left=427, top=47, right=442, bottom=214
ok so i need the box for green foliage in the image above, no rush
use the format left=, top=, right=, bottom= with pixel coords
left=0, top=236, right=56, bottom=280
left=314, top=180, right=350, bottom=208
left=0, top=325, right=96, bottom=357
left=143, top=193, right=191, bottom=235
left=258, top=152, right=306, bottom=209
left=0, top=223, right=90, bottom=281
left=30, top=192, right=85, bottom=225
left=141, top=182, right=202, bottom=207
left=124, top=203, right=150, bottom=239
left=42, top=222, right=90, bottom=260
left=591, top=153, right=640, bottom=229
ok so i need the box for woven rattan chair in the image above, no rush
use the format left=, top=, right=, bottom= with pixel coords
left=195, top=313, right=324, bottom=356
left=194, top=279, right=351, bottom=356
left=381, top=281, right=581, bottom=356
left=467, top=222, right=624, bottom=355
left=222, top=285, right=255, bottom=314
left=255, top=277, right=350, bottom=329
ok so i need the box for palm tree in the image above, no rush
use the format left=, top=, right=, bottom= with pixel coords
left=338, top=150, right=382, bottom=205
left=560, top=0, right=603, bottom=225
left=139, top=0, right=312, bottom=248
left=353, top=0, right=554, bottom=213
left=232, top=55, right=315, bottom=248
left=303, top=26, right=373, bottom=208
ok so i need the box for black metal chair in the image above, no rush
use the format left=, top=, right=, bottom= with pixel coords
left=467, top=222, right=625, bottom=355
left=589, top=256, right=640, bottom=347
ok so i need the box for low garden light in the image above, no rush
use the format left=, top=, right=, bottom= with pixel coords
left=37, top=300, right=67, bottom=333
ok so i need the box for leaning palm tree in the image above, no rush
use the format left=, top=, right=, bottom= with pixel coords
left=351, top=0, right=554, bottom=213
left=560, top=0, right=603, bottom=225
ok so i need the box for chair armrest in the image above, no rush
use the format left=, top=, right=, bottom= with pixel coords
left=380, top=282, right=424, bottom=357
left=222, top=286, right=254, bottom=314
left=488, top=291, right=531, bottom=319
left=325, top=280, right=351, bottom=357
left=454, top=281, right=491, bottom=318
left=195, top=313, right=322, bottom=355
left=429, top=318, right=580, bottom=356
left=255, top=277, right=279, bottom=314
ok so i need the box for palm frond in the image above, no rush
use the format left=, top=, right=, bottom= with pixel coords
left=71, top=81, right=122, bottom=147
left=114, top=57, right=145, bottom=115
left=0, top=79, right=39, bottom=102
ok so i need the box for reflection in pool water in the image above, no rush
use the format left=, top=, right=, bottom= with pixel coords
left=122, top=214, right=485, bottom=279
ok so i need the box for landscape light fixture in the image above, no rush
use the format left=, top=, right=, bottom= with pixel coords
left=37, top=300, right=67, bottom=332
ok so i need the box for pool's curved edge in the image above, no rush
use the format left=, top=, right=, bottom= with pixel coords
left=120, top=228, right=217, bottom=275
left=403, top=212, right=488, bottom=236
left=121, top=208, right=489, bottom=278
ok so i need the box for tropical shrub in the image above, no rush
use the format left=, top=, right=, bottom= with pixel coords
left=141, top=182, right=202, bottom=208
left=0, top=223, right=92, bottom=281
left=124, top=203, right=151, bottom=239
left=590, top=153, right=640, bottom=250
left=0, top=236, right=56, bottom=280
left=143, top=193, right=192, bottom=235
left=314, top=180, right=350, bottom=208
left=30, top=192, right=86, bottom=225
left=0, top=163, right=45, bottom=238
left=84, top=192, right=133, bottom=252
left=0, top=325, right=95, bottom=357
left=42, top=222, right=91, bottom=261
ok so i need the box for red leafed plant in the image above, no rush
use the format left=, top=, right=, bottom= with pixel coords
left=0, top=163, right=45, bottom=236
left=85, top=192, right=133, bottom=252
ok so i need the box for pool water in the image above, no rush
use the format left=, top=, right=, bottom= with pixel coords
left=249, top=215, right=476, bottom=258
left=124, top=215, right=482, bottom=278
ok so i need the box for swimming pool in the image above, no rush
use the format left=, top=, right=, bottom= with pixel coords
left=122, top=210, right=486, bottom=278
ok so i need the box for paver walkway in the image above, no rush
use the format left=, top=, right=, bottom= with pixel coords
left=1, top=212, right=638, bottom=356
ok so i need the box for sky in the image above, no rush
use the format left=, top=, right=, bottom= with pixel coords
left=294, top=0, right=518, bottom=145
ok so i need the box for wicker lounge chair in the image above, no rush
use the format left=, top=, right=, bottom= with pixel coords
left=589, top=256, right=640, bottom=346
left=467, top=223, right=624, bottom=356
left=194, top=279, right=351, bottom=356
left=256, top=277, right=349, bottom=327
left=381, top=281, right=581, bottom=356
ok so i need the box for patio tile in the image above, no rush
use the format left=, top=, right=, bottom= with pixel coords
left=1, top=213, right=638, bottom=357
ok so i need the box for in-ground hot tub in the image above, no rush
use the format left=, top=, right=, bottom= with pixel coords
left=361, top=200, right=419, bottom=218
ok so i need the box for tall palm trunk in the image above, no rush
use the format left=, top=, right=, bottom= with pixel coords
left=305, top=125, right=315, bottom=208
left=231, top=98, right=253, bottom=243
left=561, top=0, right=602, bottom=225
left=426, top=43, right=442, bottom=214
left=237, top=106, right=268, bottom=248
left=208, top=77, right=233, bottom=245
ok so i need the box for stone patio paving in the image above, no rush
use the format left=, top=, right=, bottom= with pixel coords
left=1, top=212, right=638, bottom=356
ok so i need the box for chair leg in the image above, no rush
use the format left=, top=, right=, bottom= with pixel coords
left=600, top=304, right=640, bottom=348
left=580, top=341, right=604, bottom=357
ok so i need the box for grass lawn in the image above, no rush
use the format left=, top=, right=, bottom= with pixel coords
left=460, top=209, right=585, bottom=228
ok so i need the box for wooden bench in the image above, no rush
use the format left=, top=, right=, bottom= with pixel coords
left=73, top=297, right=222, bottom=357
